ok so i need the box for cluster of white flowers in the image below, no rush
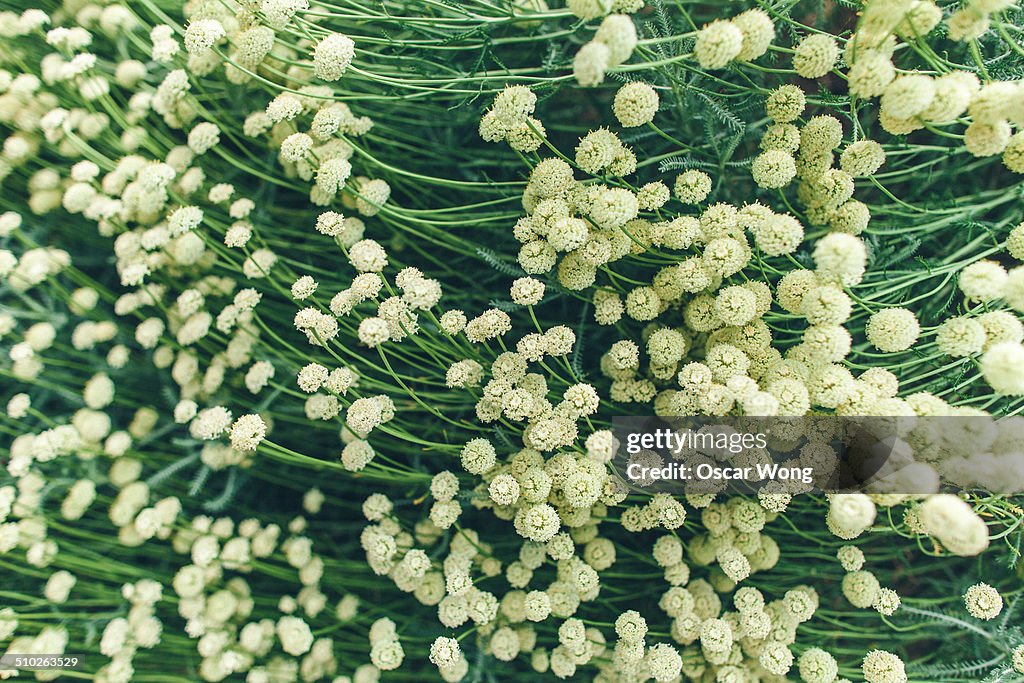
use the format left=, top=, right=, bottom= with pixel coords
left=613, top=82, right=659, bottom=128
left=693, top=9, right=774, bottom=70
left=0, top=6, right=432, bottom=673
left=3, top=2, right=1024, bottom=682
left=963, top=582, right=1003, bottom=620
left=859, top=649, right=908, bottom=683
left=479, top=85, right=546, bottom=153
left=844, top=0, right=1024, bottom=168
left=572, top=15, right=638, bottom=86
left=948, top=0, right=1018, bottom=42
left=792, top=34, right=839, bottom=79
left=313, top=33, right=355, bottom=81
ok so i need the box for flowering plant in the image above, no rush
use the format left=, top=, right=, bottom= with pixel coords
left=2, top=0, right=1024, bottom=681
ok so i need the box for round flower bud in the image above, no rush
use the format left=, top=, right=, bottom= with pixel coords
left=280, top=133, right=313, bottom=162
left=717, top=546, right=751, bottom=582
left=761, top=123, right=801, bottom=152
left=1007, top=223, right=1024, bottom=260
left=1003, top=132, right=1024, bottom=173
left=349, top=239, right=387, bottom=272
left=594, top=14, right=638, bottom=65
left=840, top=139, right=885, bottom=176
left=828, top=493, right=876, bottom=539
left=965, top=119, right=1012, bottom=158
left=355, top=178, right=391, bottom=216
left=776, top=269, right=818, bottom=313
left=798, top=648, right=838, bottom=683
left=935, top=316, right=986, bottom=357
left=874, top=588, right=901, bottom=616
left=624, top=286, right=662, bottom=321
left=491, top=84, right=537, bottom=124
left=575, top=129, right=621, bottom=174
left=230, top=414, right=267, bottom=451
left=637, top=181, right=670, bottom=210
left=800, top=115, right=844, bottom=154
left=499, top=275, right=543, bottom=310
left=880, top=74, right=935, bottom=120
left=314, top=34, right=355, bottom=81
left=958, top=260, right=1007, bottom=302
left=574, top=42, right=609, bottom=87
left=607, top=144, right=639, bottom=178
left=848, top=50, right=895, bottom=98
left=507, top=118, right=546, bottom=153
left=614, top=609, right=648, bottom=641
left=490, top=627, right=520, bottom=661
left=530, top=158, right=575, bottom=199
left=813, top=233, right=866, bottom=286
left=731, top=9, right=774, bottom=62
left=793, top=34, right=839, bottom=79
left=429, top=472, right=460, bottom=503
left=695, top=20, right=743, bottom=70
left=754, top=214, right=804, bottom=256
left=358, top=318, right=390, bottom=347
left=760, top=641, right=794, bottom=676
left=478, top=111, right=507, bottom=143
left=837, top=545, right=865, bottom=572
left=898, top=1, right=942, bottom=36
left=518, top=241, right=557, bottom=275
left=968, top=81, right=1016, bottom=124
left=979, top=310, right=1024, bottom=349
left=515, top=503, right=561, bottom=542
left=187, top=122, right=220, bottom=154
left=647, top=643, right=683, bottom=681
left=276, top=616, right=313, bottom=656
left=714, top=286, right=758, bottom=325
left=766, top=85, right=806, bottom=123
left=489, top=474, right=521, bottom=506
left=461, top=438, right=496, bottom=475
left=948, top=7, right=990, bottom=42
left=674, top=170, right=712, bottom=204
left=699, top=617, right=733, bottom=653
left=865, top=308, right=919, bottom=352
left=524, top=590, right=551, bottom=621
left=829, top=199, right=871, bottom=235
left=613, top=82, right=659, bottom=127
left=429, top=637, right=461, bottom=668
left=548, top=216, right=589, bottom=253
left=783, top=586, right=818, bottom=623
left=842, top=570, right=881, bottom=608
left=184, top=19, right=225, bottom=55
left=862, top=650, right=907, bottom=683
left=732, top=586, right=765, bottom=614
left=590, top=188, right=639, bottom=229
left=922, top=71, right=976, bottom=122
left=981, top=342, right=1024, bottom=395
left=918, top=494, right=990, bottom=556
left=802, top=284, right=851, bottom=325
left=751, top=150, right=796, bottom=188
